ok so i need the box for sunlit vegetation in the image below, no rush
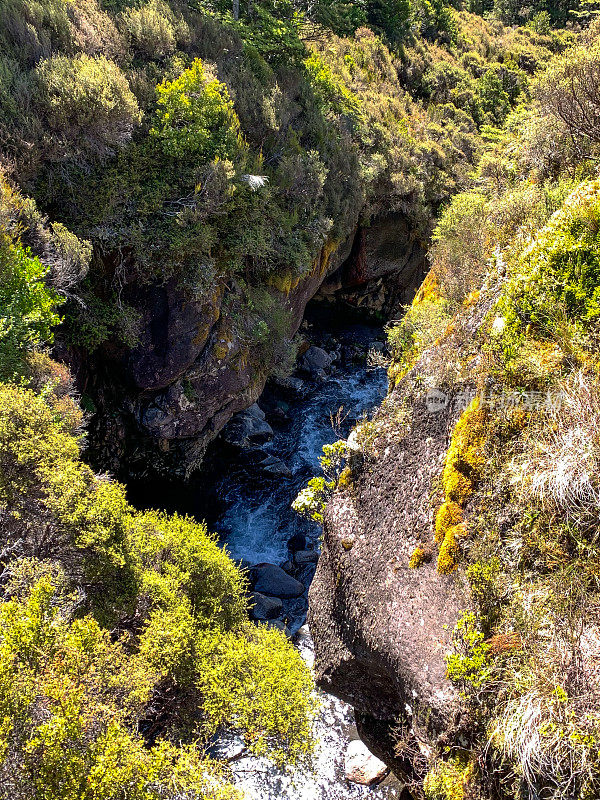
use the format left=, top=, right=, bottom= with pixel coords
left=383, top=16, right=600, bottom=799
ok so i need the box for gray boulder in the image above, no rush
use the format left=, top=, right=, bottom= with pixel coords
left=221, top=404, right=273, bottom=449
left=250, top=592, right=283, bottom=621
left=298, top=346, right=333, bottom=377
left=250, top=563, right=305, bottom=598
left=259, top=455, right=292, bottom=478
left=345, top=740, right=389, bottom=786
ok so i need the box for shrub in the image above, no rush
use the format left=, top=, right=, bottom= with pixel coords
left=121, top=0, right=189, bottom=59
left=445, top=610, right=490, bottom=689
left=430, top=191, right=490, bottom=305
left=0, top=235, right=61, bottom=381
left=537, top=39, right=600, bottom=144
left=500, top=180, right=600, bottom=330
left=35, top=53, right=141, bottom=161
left=0, top=577, right=242, bottom=800
left=423, top=756, right=474, bottom=800
left=150, top=59, right=244, bottom=163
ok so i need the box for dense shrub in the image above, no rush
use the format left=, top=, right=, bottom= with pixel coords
left=121, top=0, right=189, bottom=59
left=500, top=180, right=600, bottom=330
left=0, top=236, right=61, bottom=381
left=35, top=53, right=141, bottom=161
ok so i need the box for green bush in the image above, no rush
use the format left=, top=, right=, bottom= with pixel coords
left=35, top=53, right=141, bottom=160
left=0, top=236, right=61, bottom=381
left=500, top=179, right=600, bottom=331
left=121, top=0, right=189, bottom=59
left=151, top=59, right=244, bottom=163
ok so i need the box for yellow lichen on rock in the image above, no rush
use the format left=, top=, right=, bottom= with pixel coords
left=409, top=544, right=432, bottom=568
left=434, top=500, right=462, bottom=543
left=437, top=522, right=467, bottom=575
left=337, top=466, right=353, bottom=490
left=441, top=397, right=486, bottom=503
left=435, top=397, right=486, bottom=574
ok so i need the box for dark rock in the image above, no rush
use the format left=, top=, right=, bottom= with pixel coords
left=221, top=405, right=273, bottom=449
left=250, top=563, right=305, bottom=598
left=249, top=592, right=283, bottom=621
left=269, top=375, right=307, bottom=399
left=287, top=532, right=306, bottom=553
left=294, top=549, right=319, bottom=566
left=258, top=455, right=292, bottom=478
left=298, top=346, right=333, bottom=377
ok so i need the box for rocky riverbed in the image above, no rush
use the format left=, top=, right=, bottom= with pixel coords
left=131, top=314, right=406, bottom=797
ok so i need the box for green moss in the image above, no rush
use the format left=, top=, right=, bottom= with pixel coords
left=423, top=756, right=474, bottom=800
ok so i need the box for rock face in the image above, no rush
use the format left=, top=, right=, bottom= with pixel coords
left=317, top=213, right=426, bottom=316
left=345, top=739, right=390, bottom=786
left=79, top=216, right=426, bottom=480
left=308, top=388, right=469, bottom=774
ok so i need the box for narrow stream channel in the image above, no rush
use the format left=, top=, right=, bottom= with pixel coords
left=204, top=321, right=403, bottom=799
left=130, top=318, right=403, bottom=799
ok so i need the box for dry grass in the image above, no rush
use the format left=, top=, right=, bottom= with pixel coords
left=510, top=371, right=600, bottom=527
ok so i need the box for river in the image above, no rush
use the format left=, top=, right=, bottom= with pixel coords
left=203, top=320, right=403, bottom=799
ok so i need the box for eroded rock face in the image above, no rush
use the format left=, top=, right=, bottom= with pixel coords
left=81, top=214, right=426, bottom=480
left=317, top=214, right=426, bottom=315
left=308, top=390, right=470, bottom=777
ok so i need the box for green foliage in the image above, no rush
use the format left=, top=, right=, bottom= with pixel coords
left=293, top=477, right=335, bottom=524
left=151, top=59, right=244, bottom=163
left=35, top=53, right=141, bottom=161
left=120, top=0, right=189, bottom=59
left=0, top=382, right=316, bottom=791
left=0, top=576, right=242, bottom=800
left=195, top=626, right=316, bottom=764
left=445, top=611, right=491, bottom=689
left=0, top=236, right=61, bottom=381
left=499, top=180, right=600, bottom=335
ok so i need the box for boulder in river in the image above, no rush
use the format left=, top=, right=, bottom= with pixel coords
left=249, top=592, right=283, bottom=621
left=250, top=563, right=305, bottom=598
left=298, top=346, right=333, bottom=377
left=294, top=549, right=319, bottom=566
left=221, top=404, right=273, bottom=449
left=258, top=454, right=292, bottom=478
left=344, top=739, right=389, bottom=786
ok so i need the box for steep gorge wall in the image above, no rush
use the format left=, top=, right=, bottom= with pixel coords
left=78, top=213, right=426, bottom=479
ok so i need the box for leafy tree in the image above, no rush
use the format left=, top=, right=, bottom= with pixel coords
left=537, top=41, right=600, bottom=144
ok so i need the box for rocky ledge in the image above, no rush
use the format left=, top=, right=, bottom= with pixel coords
left=308, top=386, right=471, bottom=776
left=76, top=213, right=425, bottom=480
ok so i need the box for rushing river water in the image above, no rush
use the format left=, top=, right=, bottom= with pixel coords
left=203, top=324, right=403, bottom=800
left=131, top=320, right=403, bottom=799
